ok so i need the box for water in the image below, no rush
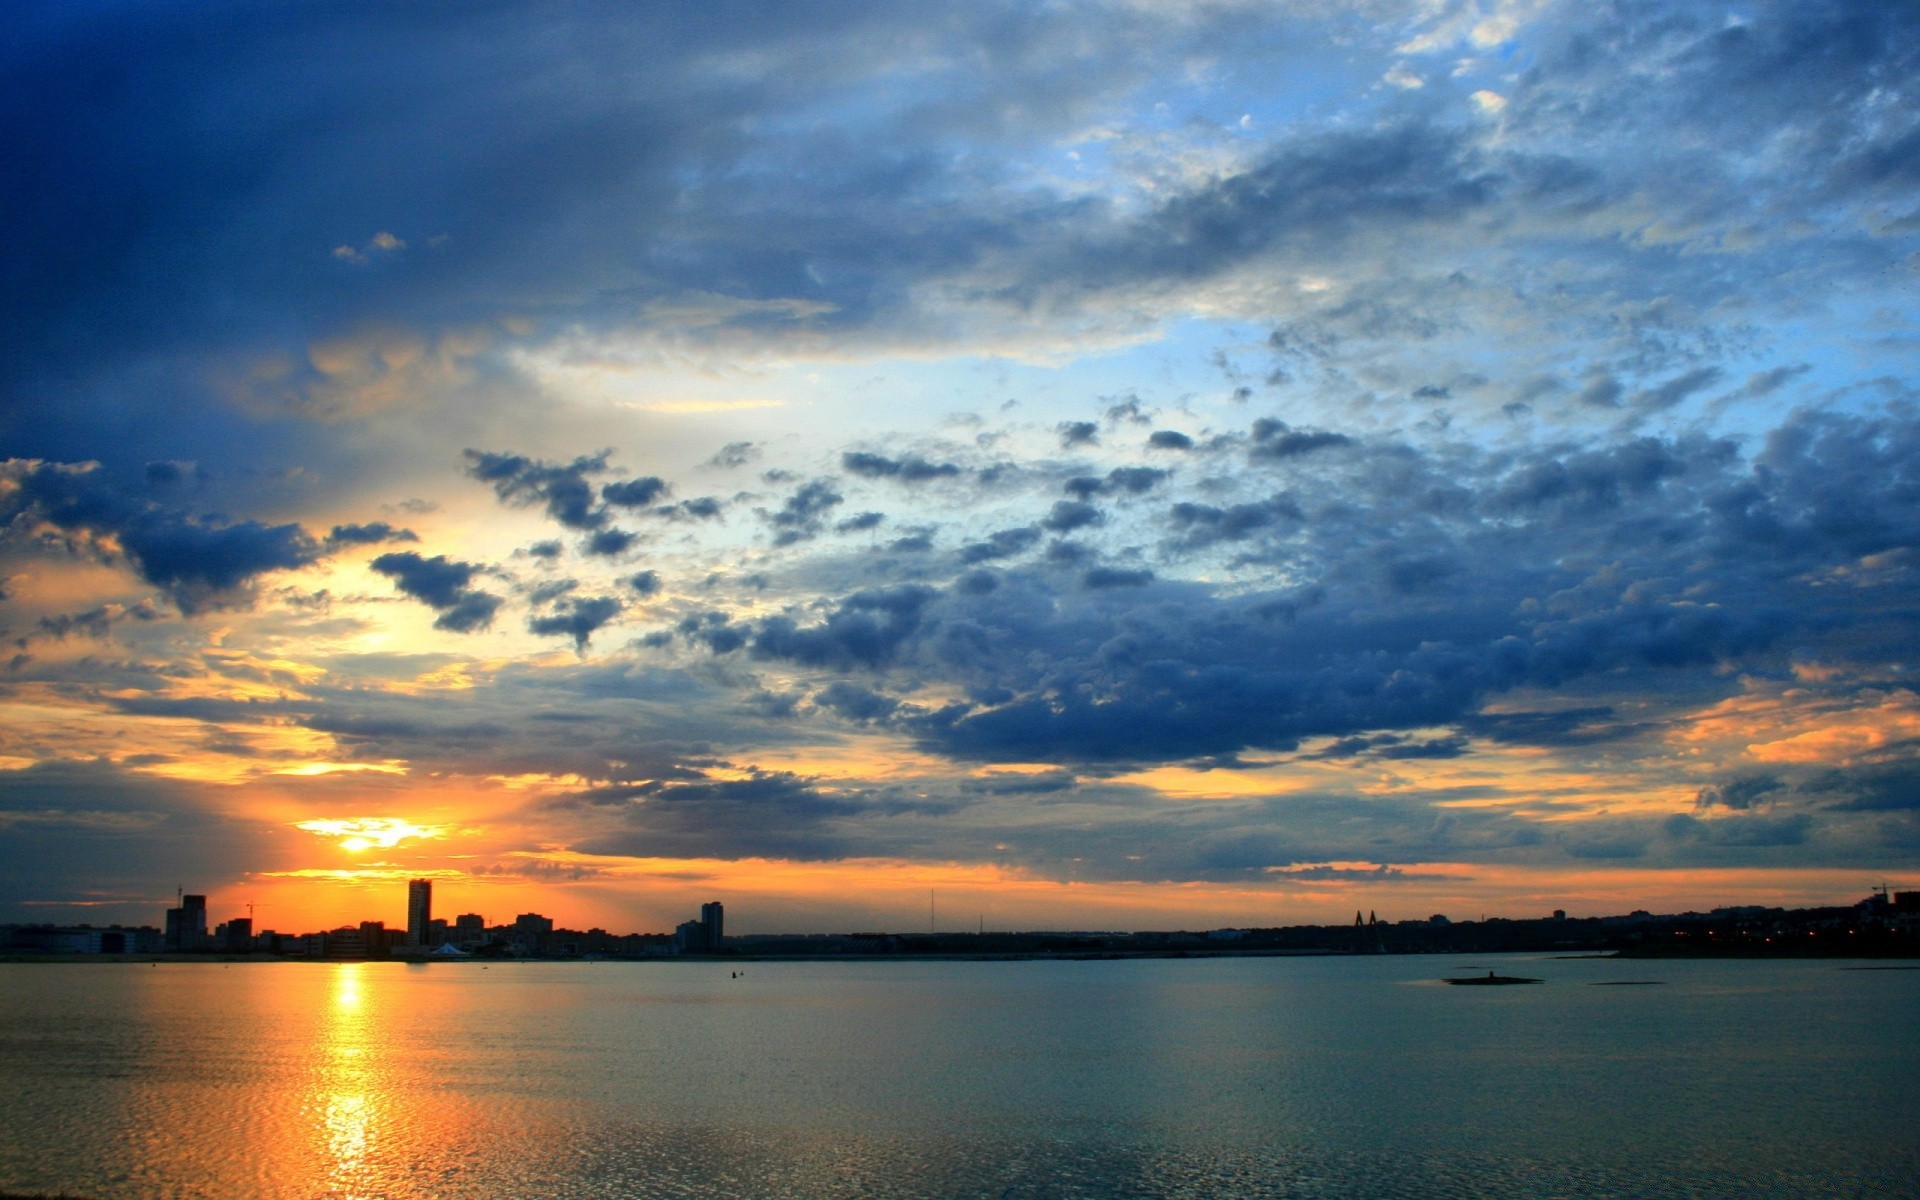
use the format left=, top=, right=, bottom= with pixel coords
left=0, top=954, right=1914, bottom=1199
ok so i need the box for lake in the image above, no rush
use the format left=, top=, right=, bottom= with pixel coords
left=0, top=955, right=1914, bottom=1198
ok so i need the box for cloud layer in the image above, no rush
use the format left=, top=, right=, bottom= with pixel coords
left=2, top=0, right=1917, bottom=929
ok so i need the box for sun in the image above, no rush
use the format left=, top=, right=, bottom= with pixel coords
left=295, top=818, right=445, bottom=853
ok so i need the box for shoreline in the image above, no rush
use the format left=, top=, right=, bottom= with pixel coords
left=3, top=947, right=1916, bottom=965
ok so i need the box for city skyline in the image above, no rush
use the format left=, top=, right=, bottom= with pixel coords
left=4, top=2, right=1920, bottom=935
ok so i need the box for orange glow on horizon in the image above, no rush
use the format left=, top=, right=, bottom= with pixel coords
left=295, top=818, right=446, bottom=854
left=227, top=850, right=1897, bottom=942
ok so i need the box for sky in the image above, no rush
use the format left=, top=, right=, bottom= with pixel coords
left=4, top=0, right=1919, bottom=936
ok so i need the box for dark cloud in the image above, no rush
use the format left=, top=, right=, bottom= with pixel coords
left=766, top=480, right=842, bottom=546
left=1082, top=566, right=1153, bottom=589
left=841, top=451, right=963, bottom=482
left=528, top=595, right=623, bottom=650
left=705, top=443, right=758, bottom=471
left=2, top=459, right=322, bottom=611
left=1065, top=466, right=1172, bottom=500
left=627, top=570, right=661, bottom=596
left=527, top=579, right=579, bottom=607
left=464, top=450, right=610, bottom=530
left=0, top=760, right=273, bottom=922
left=600, top=477, right=670, bottom=507
left=1147, top=430, right=1194, bottom=451
left=1166, top=495, right=1302, bottom=550
left=1057, top=421, right=1099, bottom=448
left=958, top=526, right=1042, bottom=563
left=836, top=511, right=886, bottom=533
left=568, top=768, right=864, bottom=862
left=34, top=602, right=159, bottom=642
left=1249, top=419, right=1351, bottom=460
left=670, top=497, right=725, bottom=520
left=1696, top=774, right=1787, bottom=812
left=1042, top=500, right=1103, bottom=533
left=814, top=680, right=899, bottom=723
left=584, top=527, right=637, bottom=557
left=324, top=522, right=418, bottom=548
left=752, top=585, right=936, bottom=670
left=368, top=551, right=502, bottom=632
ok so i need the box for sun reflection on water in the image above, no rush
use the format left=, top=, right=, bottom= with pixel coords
left=317, top=963, right=381, bottom=1198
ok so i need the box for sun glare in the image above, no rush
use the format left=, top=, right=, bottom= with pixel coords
left=295, top=818, right=445, bottom=853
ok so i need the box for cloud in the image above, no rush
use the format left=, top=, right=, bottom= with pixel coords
left=841, top=452, right=962, bottom=482
left=1042, top=500, right=1103, bottom=533
left=1057, top=421, right=1100, bottom=448
left=752, top=585, right=936, bottom=670
left=464, top=450, right=610, bottom=531
left=1165, top=495, right=1302, bottom=550
left=584, top=528, right=637, bottom=557
left=324, top=522, right=418, bottom=548
left=705, top=443, right=758, bottom=470
left=1082, top=566, right=1154, bottom=589
left=765, top=480, right=844, bottom=546
left=958, top=526, right=1042, bottom=563
left=528, top=595, right=623, bottom=650
left=567, top=768, right=866, bottom=861
left=0, top=760, right=274, bottom=919
left=627, top=570, right=661, bottom=596
left=368, top=551, right=503, bottom=632
left=600, top=477, right=670, bottom=507
left=2, top=459, right=323, bottom=611
left=1248, top=420, right=1351, bottom=461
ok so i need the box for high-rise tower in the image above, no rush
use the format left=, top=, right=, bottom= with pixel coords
left=164, top=893, right=207, bottom=951
left=700, top=901, right=724, bottom=949
left=407, top=878, right=433, bottom=946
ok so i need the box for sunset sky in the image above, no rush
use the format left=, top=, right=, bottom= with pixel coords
left=4, top=0, right=1919, bottom=935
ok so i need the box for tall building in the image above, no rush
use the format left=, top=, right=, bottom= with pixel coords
left=164, top=893, right=207, bottom=951
left=674, top=919, right=706, bottom=953
left=700, top=901, right=724, bottom=949
left=407, top=878, right=432, bottom=946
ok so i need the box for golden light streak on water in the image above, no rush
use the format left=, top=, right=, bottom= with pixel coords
left=315, top=963, right=383, bottom=1199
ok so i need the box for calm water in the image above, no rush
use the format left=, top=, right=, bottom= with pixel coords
left=0, top=955, right=1914, bottom=1199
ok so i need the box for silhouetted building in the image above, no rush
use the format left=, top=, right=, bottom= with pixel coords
left=675, top=919, right=705, bottom=953
left=512, top=912, right=553, bottom=954
left=454, top=913, right=486, bottom=946
left=223, top=917, right=252, bottom=952
left=407, top=879, right=432, bottom=946
left=360, top=920, right=393, bottom=958
left=165, top=894, right=207, bottom=950
left=325, top=926, right=366, bottom=959
left=701, top=901, right=724, bottom=948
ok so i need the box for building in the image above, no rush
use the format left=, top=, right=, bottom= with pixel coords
left=453, top=913, right=487, bottom=947
left=324, top=926, right=367, bottom=959
left=512, top=912, right=553, bottom=954
left=407, top=879, right=433, bottom=946
left=222, top=917, right=252, bottom=953
left=164, top=894, right=207, bottom=950
left=673, top=902, right=726, bottom=953
left=1, top=926, right=162, bottom=954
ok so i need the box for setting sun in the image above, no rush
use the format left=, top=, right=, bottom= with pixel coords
left=295, top=819, right=446, bottom=854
